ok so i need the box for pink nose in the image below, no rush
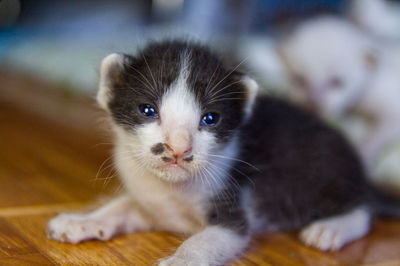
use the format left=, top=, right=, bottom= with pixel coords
left=165, top=143, right=192, bottom=159
left=166, top=129, right=192, bottom=159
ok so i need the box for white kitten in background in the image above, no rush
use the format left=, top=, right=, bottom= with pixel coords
left=279, top=16, right=400, bottom=192
left=350, top=0, right=400, bottom=40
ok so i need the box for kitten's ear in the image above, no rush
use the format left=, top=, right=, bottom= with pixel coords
left=241, top=75, right=259, bottom=119
left=97, top=53, right=128, bottom=110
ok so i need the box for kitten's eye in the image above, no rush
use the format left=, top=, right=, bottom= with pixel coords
left=139, top=104, right=158, bottom=119
left=200, top=113, right=220, bottom=127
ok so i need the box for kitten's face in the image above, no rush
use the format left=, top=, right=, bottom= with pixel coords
left=98, top=41, right=257, bottom=183
left=280, top=18, right=375, bottom=118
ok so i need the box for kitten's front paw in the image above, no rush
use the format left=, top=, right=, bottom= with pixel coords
left=47, top=213, right=113, bottom=244
left=158, top=255, right=209, bottom=266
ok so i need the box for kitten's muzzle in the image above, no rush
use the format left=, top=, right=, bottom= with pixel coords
left=151, top=142, right=193, bottom=165
left=165, top=143, right=192, bottom=159
left=164, top=143, right=193, bottom=165
left=151, top=127, right=194, bottom=166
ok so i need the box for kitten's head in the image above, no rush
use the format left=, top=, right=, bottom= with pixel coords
left=279, top=17, right=378, bottom=118
left=97, top=41, right=258, bottom=183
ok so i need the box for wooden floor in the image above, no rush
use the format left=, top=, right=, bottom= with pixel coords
left=1, top=72, right=400, bottom=265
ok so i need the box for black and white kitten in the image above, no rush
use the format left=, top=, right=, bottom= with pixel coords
left=47, top=40, right=398, bottom=265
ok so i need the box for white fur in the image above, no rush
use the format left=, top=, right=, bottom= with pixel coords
left=280, top=16, right=400, bottom=178
left=160, top=59, right=200, bottom=157
left=114, top=132, right=207, bottom=234
left=113, top=125, right=240, bottom=235
left=300, top=206, right=371, bottom=251
left=158, top=225, right=250, bottom=266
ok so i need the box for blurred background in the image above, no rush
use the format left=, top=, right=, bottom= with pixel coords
left=0, top=0, right=348, bottom=94
left=2, top=0, right=400, bottom=195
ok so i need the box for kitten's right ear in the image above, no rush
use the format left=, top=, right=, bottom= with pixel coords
left=97, top=53, right=127, bottom=110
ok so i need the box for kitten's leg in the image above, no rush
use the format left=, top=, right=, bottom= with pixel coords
left=158, top=225, right=250, bottom=266
left=47, top=195, right=149, bottom=244
left=300, top=206, right=371, bottom=251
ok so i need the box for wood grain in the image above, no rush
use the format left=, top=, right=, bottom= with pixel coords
left=0, top=71, right=399, bottom=265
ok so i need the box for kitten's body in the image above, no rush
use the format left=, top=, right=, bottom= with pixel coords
left=48, top=41, right=395, bottom=265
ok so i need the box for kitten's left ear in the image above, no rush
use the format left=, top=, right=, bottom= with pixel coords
left=241, top=75, right=259, bottom=119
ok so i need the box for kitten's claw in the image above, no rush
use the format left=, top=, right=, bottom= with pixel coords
left=47, top=213, right=113, bottom=244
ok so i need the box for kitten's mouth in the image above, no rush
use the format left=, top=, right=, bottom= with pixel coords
left=163, top=162, right=187, bottom=171
left=158, top=155, right=192, bottom=172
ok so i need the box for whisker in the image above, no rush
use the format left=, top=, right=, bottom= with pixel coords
left=210, top=90, right=247, bottom=101
left=202, top=165, right=226, bottom=210
left=91, top=142, right=114, bottom=148
left=207, top=58, right=248, bottom=96
left=208, top=80, right=243, bottom=100
left=205, top=158, right=256, bottom=189
left=206, top=153, right=260, bottom=172
left=125, top=74, right=158, bottom=99
left=125, top=64, right=157, bottom=96
left=205, top=165, right=238, bottom=207
left=207, top=97, right=245, bottom=104
left=204, top=63, right=222, bottom=94
left=141, top=53, right=158, bottom=94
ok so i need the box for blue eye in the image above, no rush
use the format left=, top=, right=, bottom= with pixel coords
left=139, top=104, right=158, bottom=118
left=200, top=113, right=220, bottom=126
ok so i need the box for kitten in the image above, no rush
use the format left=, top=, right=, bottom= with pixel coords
left=48, top=40, right=397, bottom=265
left=279, top=16, right=400, bottom=171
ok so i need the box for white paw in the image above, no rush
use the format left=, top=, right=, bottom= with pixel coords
left=300, top=220, right=345, bottom=251
left=300, top=219, right=360, bottom=251
left=158, top=255, right=209, bottom=266
left=47, top=213, right=114, bottom=244
left=300, top=208, right=371, bottom=251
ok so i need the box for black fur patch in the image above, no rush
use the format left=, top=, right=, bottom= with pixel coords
left=234, top=97, right=369, bottom=231
left=151, top=143, right=165, bottom=155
